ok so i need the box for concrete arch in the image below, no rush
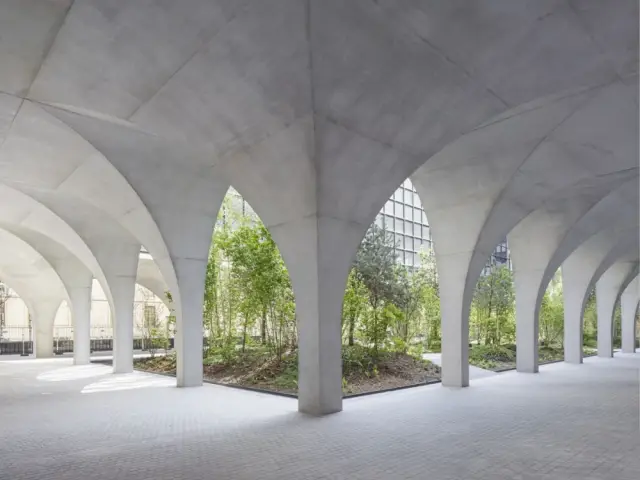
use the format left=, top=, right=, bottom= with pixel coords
left=562, top=227, right=639, bottom=364
left=0, top=183, right=141, bottom=372
left=411, top=80, right=638, bottom=387
left=0, top=273, right=38, bottom=341
left=0, top=230, right=69, bottom=357
left=0, top=184, right=112, bottom=309
left=596, top=261, right=639, bottom=358
left=30, top=106, right=224, bottom=387
left=137, top=255, right=170, bottom=310
left=620, top=276, right=640, bottom=353
left=0, top=0, right=637, bottom=416
left=0, top=225, right=94, bottom=364
left=508, top=177, right=638, bottom=372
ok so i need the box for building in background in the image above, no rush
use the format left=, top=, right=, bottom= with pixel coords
left=377, top=178, right=510, bottom=272
left=0, top=280, right=169, bottom=342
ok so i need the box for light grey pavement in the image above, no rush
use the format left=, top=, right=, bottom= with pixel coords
left=423, top=352, right=499, bottom=380
left=1, top=353, right=638, bottom=480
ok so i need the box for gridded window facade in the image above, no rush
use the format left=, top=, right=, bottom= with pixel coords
left=378, top=179, right=510, bottom=273
left=376, top=179, right=432, bottom=268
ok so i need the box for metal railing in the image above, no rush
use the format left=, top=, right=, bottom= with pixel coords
left=0, top=337, right=176, bottom=355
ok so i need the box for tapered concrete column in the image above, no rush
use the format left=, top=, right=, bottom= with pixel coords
left=111, top=276, right=136, bottom=374
left=174, top=258, right=207, bottom=388
left=271, top=215, right=360, bottom=415
left=562, top=264, right=590, bottom=364
left=33, top=301, right=62, bottom=359
left=69, top=285, right=93, bottom=365
left=595, top=282, right=615, bottom=359
left=594, top=262, right=635, bottom=358
left=35, top=323, right=54, bottom=358
left=514, top=273, right=541, bottom=373
left=437, top=253, right=472, bottom=387
left=621, top=278, right=638, bottom=353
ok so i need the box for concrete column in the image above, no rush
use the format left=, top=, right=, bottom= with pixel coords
left=595, top=262, right=636, bottom=358
left=69, top=284, right=93, bottom=365
left=271, top=216, right=357, bottom=415
left=33, top=301, right=61, bottom=359
left=436, top=252, right=472, bottom=387
left=514, top=272, right=541, bottom=373
left=174, top=258, right=207, bottom=387
left=507, top=208, right=588, bottom=375
left=595, top=281, right=615, bottom=358
left=111, top=276, right=136, bottom=374
left=562, top=266, right=588, bottom=364
left=35, top=323, right=54, bottom=358
left=621, top=278, right=638, bottom=353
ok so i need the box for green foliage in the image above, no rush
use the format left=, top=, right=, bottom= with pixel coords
left=195, top=190, right=605, bottom=390
left=470, top=265, right=515, bottom=346
left=469, top=344, right=516, bottom=369
left=201, top=191, right=296, bottom=368
left=539, top=270, right=564, bottom=347
left=352, top=225, right=404, bottom=355
left=342, top=270, right=368, bottom=346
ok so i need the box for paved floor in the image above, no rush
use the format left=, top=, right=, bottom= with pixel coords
left=423, top=353, right=499, bottom=379
left=0, top=354, right=638, bottom=480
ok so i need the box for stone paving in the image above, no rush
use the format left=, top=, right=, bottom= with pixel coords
left=0, top=353, right=638, bottom=480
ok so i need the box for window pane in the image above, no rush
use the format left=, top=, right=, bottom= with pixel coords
left=422, top=211, right=428, bottom=224
left=375, top=215, right=383, bottom=228
left=406, top=221, right=413, bottom=236
left=385, top=215, right=394, bottom=231
left=407, top=237, right=414, bottom=251
left=403, top=205, right=411, bottom=220
left=413, top=193, right=421, bottom=208
left=394, top=188, right=403, bottom=201
left=405, top=188, right=413, bottom=205
left=407, top=252, right=414, bottom=266
left=414, top=252, right=421, bottom=267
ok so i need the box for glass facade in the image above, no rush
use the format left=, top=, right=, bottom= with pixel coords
left=376, top=179, right=432, bottom=268
left=378, top=178, right=510, bottom=272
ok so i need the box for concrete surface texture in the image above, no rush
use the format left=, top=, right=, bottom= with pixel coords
left=1, top=354, right=639, bottom=479
left=0, top=1, right=637, bottom=414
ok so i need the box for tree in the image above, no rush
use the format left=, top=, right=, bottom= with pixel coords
left=392, top=266, right=426, bottom=352
left=539, top=270, right=564, bottom=347
left=472, top=264, right=515, bottom=345
left=417, top=249, right=441, bottom=350
left=342, top=269, right=368, bottom=346
left=353, top=225, right=401, bottom=354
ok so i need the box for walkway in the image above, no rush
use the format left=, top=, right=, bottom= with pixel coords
left=1, top=354, right=638, bottom=480
left=423, top=353, right=499, bottom=380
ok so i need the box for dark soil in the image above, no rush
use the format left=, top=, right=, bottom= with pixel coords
left=134, top=347, right=441, bottom=397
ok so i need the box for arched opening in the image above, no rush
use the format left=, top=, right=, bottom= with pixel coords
left=583, top=288, right=598, bottom=352
left=339, top=178, right=442, bottom=395
left=468, top=252, right=515, bottom=371
left=134, top=188, right=298, bottom=394
left=0, top=281, right=33, bottom=354
left=538, top=269, right=565, bottom=364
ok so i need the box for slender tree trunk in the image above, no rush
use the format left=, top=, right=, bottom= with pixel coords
left=348, top=313, right=356, bottom=346
left=261, top=307, right=267, bottom=344
left=241, top=318, right=247, bottom=353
